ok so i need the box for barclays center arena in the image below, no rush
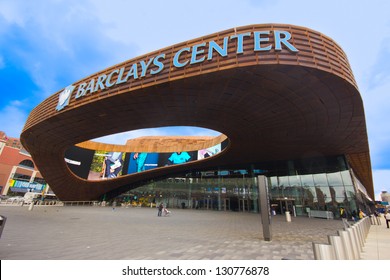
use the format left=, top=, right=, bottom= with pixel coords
left=20, top=24, right=374, bottom=218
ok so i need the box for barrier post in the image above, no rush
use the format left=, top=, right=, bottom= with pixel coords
left=328, top=235, right=347, bottom=260
left=28, top=201, right=34, bottom=211
left=0, top=216, right=7, bottom=239
left=312, top=243, right=336, bottom=260
left=338, top=230, right=354, bottom=260
left=285, top=211, right=291, bottom=222
left=347, top=227, right=360, bottom=259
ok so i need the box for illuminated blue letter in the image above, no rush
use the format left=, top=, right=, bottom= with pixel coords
left=230, top=32, right=251, bottom=54
left=84, top=79, right=96, bottom=94
left=140, top=58, right=154, bottom=77
left=274, top=31, right=298, bottom=52
left=190, top=43, right=206, bottom=64
left=116, top=67, right=127, bottom=84
left=207, top=37, right=228, bottom=60
left=106, top=69, right=119, bottom=87
left=150, top=54, right=165, bottom=75
left=124, top=63, right=139, bottom=81
left=173, top=47, right=190, bottom=68
left=94, top=74, right=107, bottom=91
left=253, top=31, right=272, bottom=51
left=75, top=83, right=87, bottom=99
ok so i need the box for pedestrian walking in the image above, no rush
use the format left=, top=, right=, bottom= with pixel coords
left=340, top=207, right=347, bottom=219
left=358, top=209, right=365, bottom=219
left=385, top=211, right=390, bottom=228
left=158, top=202, right=163, bottom=217
left=163, top=206, right=171, bottom=216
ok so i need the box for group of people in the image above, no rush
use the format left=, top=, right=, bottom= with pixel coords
left=339, top=207, right=366, bottom=221
left=157, top=202, right=170, bottom=217
left=340, top=206, right=390, bottom=228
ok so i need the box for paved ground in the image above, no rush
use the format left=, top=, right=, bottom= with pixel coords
left=360, top=217, right=390, bottom=260
left=0, top=204, right=388, bottom=260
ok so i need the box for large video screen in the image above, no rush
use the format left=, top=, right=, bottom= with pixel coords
left=197, top=144, right=221, bottom=159
left=157, top=151, right=198, bottom=167
left=69, top=141, right=227, bottom=180
left=88, top=151, right=126, bottom=180
left=64, top=146, right=95, bottom=179
left=127, top=152, right=159, bottom=174
left=125, top=144, right=222, bottom=175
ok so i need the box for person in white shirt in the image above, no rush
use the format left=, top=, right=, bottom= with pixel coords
left=384, top=212, right=390, bottom=228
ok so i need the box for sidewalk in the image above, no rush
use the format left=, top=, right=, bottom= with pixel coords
left=360, top=220, right=390, bottom=260
left=0, top=205, right=389, bottom=260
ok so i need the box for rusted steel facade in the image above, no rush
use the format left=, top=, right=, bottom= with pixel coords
left=21, top=24, right=373, bottom=201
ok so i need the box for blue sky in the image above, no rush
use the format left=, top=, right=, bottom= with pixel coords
left=0, top=0, right=389, bottom=199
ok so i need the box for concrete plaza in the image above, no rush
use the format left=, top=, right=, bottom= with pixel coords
left=0, top=204, right=388, bottom=260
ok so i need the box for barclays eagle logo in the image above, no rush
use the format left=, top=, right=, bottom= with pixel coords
left=56, top=85, right=75, bottom=111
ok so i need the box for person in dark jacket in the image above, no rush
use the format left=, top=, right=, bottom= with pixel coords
left=158, top=202, right=164, bottom=217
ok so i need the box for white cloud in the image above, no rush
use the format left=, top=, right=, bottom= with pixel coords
left=0, top=102, right=28, bottom=138
left=0, top=0, right=26, bottom=26
left=0, top=0, right=137, bottom=99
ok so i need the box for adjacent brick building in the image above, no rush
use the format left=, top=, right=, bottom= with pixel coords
left=0, top=131, right=46, bottom=195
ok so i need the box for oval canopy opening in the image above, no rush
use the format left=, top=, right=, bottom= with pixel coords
left=64, top=126, right=227, bottom=181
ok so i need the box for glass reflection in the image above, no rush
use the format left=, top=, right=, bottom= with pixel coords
left=112, top=156, right=371, bottom=217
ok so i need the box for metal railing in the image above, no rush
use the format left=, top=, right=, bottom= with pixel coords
left=61, top=201, right=100, bottom=206
left=0, top=199, right=64, bottom=206
left=1, top=200, right=113, bottom=207
left=308, top=210, right=334, bottom=219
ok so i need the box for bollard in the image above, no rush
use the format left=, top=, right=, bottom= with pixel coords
left=353, top=227, right=361, bottom=258
left=354, top=225, right=364, bottom=251
left=360, top=220, right=367, bottom=242
left=353, top=224, right=364, bottom=249
left=312, top=243, right=336, bottom=260
left=338, top=230, right=354, bottom=260
left=0, top=215, right=7, bottom=239
left=285, top=211, right=291, bottom=222
left=364, top=217, right=371, bottom=238
left=358, top=219, right=366, bottom=241
left=28, top=201, right=34, bottom=211
left=347, top=227, right=360, bottom=259
left=328, top=235, right=347, bottom=260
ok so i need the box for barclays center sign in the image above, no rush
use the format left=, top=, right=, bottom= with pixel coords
left=56, top=30, right=299, bottom=111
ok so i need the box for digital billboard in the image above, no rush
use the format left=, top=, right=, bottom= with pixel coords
left=103, top=152, right=124, bottom=178
left=64, top=146, right=95, bottom=179
left=67, top=141, right=226, bottom=180
left=198, top=144, right=221, bottom=159
left=127, top=152, right=159, bottom=174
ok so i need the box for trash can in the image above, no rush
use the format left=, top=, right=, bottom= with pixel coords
left=0, top=215, right=7, bottom=239
left=285, top=211, right=292, bottom=222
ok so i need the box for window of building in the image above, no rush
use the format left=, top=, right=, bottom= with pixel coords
left=19, top=159, right=35, bottom=169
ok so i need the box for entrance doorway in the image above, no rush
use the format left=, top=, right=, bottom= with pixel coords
left=272, top=198, right=296, bottom=216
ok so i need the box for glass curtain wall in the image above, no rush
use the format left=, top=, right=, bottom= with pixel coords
left=268, top=170, right=356, bottom=217
left=119, top=155, right=369, bottom=217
